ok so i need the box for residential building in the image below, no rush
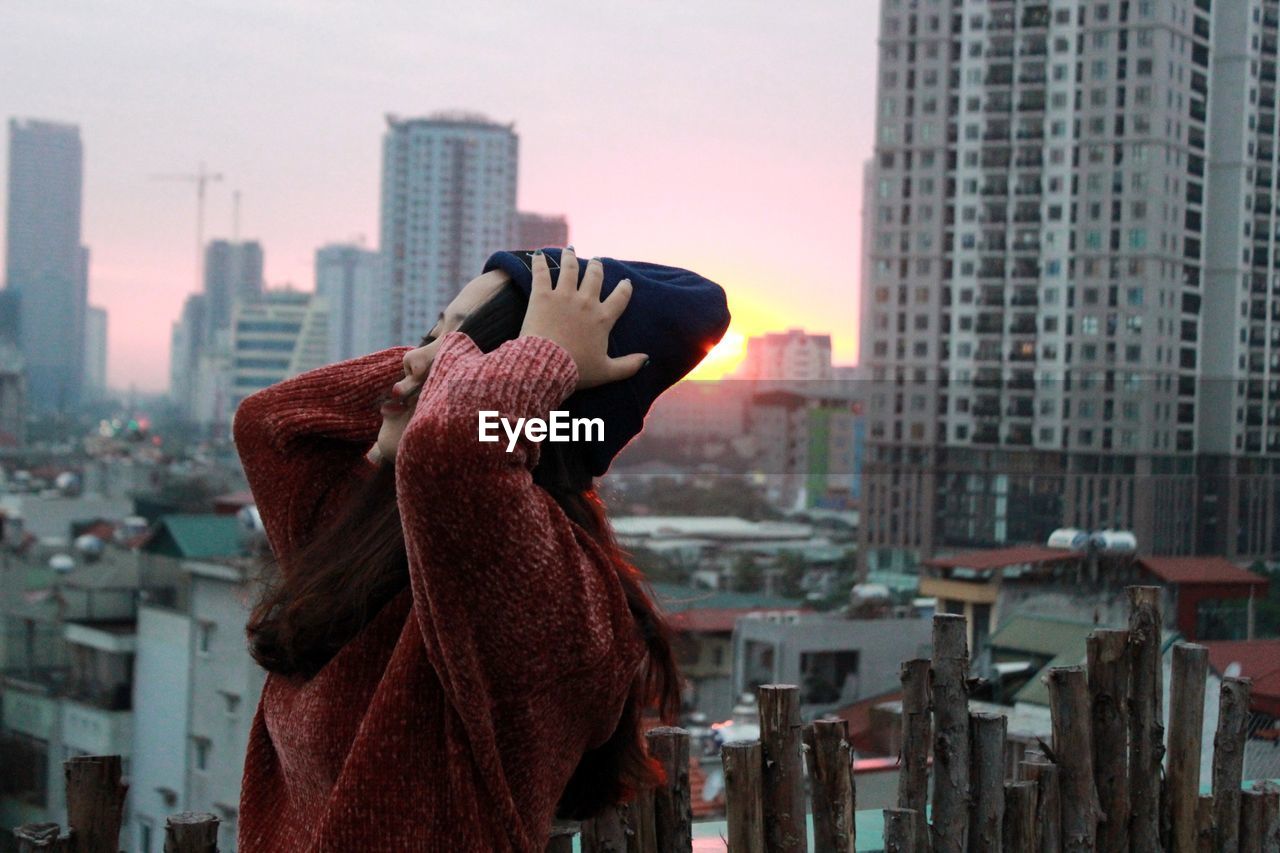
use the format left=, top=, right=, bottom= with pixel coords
left=315, top=243, right=382, bottom=363
left=732, top=613, right=932, bottom=721
left=83, top=305, right=107, bottom=401
left=4, top=119, right=87, bottom=412
left=223, top=289, right=329, bottom=416
left=132, top=514, right=262, bottom=853
left=0, top=342, right=25, bottom=447
left=516, top=212, right=569, bottom=250
left=736, top=329, right=834, bottom=384
left=649, top=583, right=807, bottom=720
left=860, top=0, right=1280, bottom=568
left=748, top=390, right=864, bottom=511
left=379, top=112, right=518, bottom=349
left=203, top=241, right=264, bottom=346
left=169, top=294, right=207, bottom=415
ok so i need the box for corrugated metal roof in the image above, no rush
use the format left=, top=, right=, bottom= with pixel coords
left=990, top=614, right=1097, bottom=659
left=924, top=546, right=1077, bottom=571
left=144, top=514, right=245, bottom=560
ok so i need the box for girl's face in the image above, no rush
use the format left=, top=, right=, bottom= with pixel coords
left=374, top=270, right=509, bottom=462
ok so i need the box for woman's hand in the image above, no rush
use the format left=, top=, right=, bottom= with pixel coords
left=518, top=247, right=648, bottom=391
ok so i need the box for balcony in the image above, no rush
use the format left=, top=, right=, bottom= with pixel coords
left=1009, top=344, right=1037, bottom=362
left=976, top=314, right=1005, bottom=335
left=1011, top=259, right=1040, bottom=278
left=1017, top=94, right=1046, bottom=112
left=1013, top=180, right=1043, bottom=196
left=974, top=397, right=1002, bottom=417
left=1011, top=289, right=1038, bottom=307
left=974, top=425, right=1002, bottom=444
left=1006, top=425, right=1033, bottom=445
left=1006, top=397, right=1034, bottom=418
left=1021, top=7, right=1050, bottom=28
left=1015, top=151, right=1044, bottom=168
left=1008, top=372, right=1035, bottom=390
left=979, top=260, right=1007, bottom=279
left=1009, top=316, right=1037, bottom=335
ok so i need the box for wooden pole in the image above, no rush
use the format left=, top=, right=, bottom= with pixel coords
left=645, top=727, right=692, bottom=853
left=804, top=719, right=856, bottom=853
left=1167, top=643, right=1209, bottom=852
left=1195, top=794, right=1216, bottom=853
left=545, top=822, right=577, bottom=853
left=968, top=712, right=1006, bottom=853
left=722, top=741, right=766, bottom=853
left=1019, top=760, right=1061, bottom=853
left=1252, top=781, right=1280, bottom=851
left=1127, top=585, right=1165, bottom=853
left=1240, top=787, right=1265, bottom=853
left=896, top=658, right=931, bottom=853
left=162, top=812, right=219, bottom=853
left=1001, top=780, right=1037, bottom=852
left=581, top=805, right=628, bottom=853
left=1086, top=628, right=1130, bottom=853
left=1213, top=676, right=1253, bottom=853
left=929, top=613, right=970, bottom=853
left=882, top=808, right=919, bottom=853
left=64, top=755, right=128, bottom=853
left=13, top=824, right=69, bottom=853
left=1047, top=665, right=1100, bottom=852
left=630, top=787, right=657, bottom=853
left=758, top=684, right=809, bottom=852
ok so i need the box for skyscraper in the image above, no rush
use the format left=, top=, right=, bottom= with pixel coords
left=378, top=112, right=518, bottom=348
left=860, top=0, right=1280, bottom=567
left=84, top=304, right=107, bottom=400
left=204, top=240, right=264, bottom=346
left=4, top=119, right=86, bottom=412
left=315, top=243, right=382, bottom=363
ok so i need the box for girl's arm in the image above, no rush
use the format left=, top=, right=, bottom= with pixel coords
left=395, top=330, right=646, bottom=737
left=231, top=346, right=411, bottom=575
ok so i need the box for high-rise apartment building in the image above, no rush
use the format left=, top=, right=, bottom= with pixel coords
left=516, top=211, right=569, bottom=250
left=204, top=240, right=264, bottom=345
left=4, top=119, right=87, bottom=412
left=378, top=113, right=518, bottom=348
left=227, top=289, right=329, bottom=411
left=861, top=0, right=1280, bottom=568
left=738, top=329, right=835, bottom=382
left=83, top=304, right=107, bottom=401
left=315, top=243, right=382, bottom=363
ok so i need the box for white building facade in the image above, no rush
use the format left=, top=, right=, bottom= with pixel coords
left=378, top=113, right=518, bottom=349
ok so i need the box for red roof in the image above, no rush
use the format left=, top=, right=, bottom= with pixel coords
left=1137, top=557, right=1268, bottom=588
left=924, top=546, right=1077, bottom=571
left=1202, top=639, right=1280, bottom=712
left=666, top=609, right=765, bottom=633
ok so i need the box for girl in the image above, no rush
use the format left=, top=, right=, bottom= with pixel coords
left=233, top=247, right=730, bottom=851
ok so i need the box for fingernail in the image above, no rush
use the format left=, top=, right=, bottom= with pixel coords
left=642, top=356, right=651, bottom=368
left=533, top=248, right=543, bottom=256
left=566, top=244, right=575, bottom=253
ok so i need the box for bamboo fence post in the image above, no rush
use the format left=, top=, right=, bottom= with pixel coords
left=929, top=613, right=970, bottom=853
left=968, top=712, right=1006, bottom=853
left=1240, top=787, right=1265, bottom=853
left=758, top=684, right=808, bottom=852
left=882, top=808, right=919, bottom=853
left=162, top=812, right=219, bottom=853
left=545, top=822, right=577, bottom=853
left=1087, top=628, right=1130, bottom=853
left=1047, top=665, right=1100, bottom=852
left=645, top=727, right=692, bottom=853
left=896, top=658, right=931, bottom=853
left=1195, top=794, right=1216, bottom=853
left=1019, top=760, right=1061, bottom=853
left=1253, top=781, right=1280, bottom=851
left=722, top=741, right=765, bottom=853
left=64, top=755, right=128, bottom=853
left=1167, top=643, right=1209, bottom=852
left=1001, top=780, right=1037, bottom=852
left=13, top=824, right=69, bottom=853
left=1214, top=676, right=1253, bottom=853
left=581, top=805, right=628, bottom=853
left=1127, top=585, right=1165, bottom=853
left=804, top=719, right=855, bottom=853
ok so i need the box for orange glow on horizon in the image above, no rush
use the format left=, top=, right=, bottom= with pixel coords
left=687, top=330, right=747, bottom=380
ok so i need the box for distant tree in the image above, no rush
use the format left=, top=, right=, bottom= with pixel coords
left=777, top=553, right=807, bottom=599
left=627, top=547, right=687, bottom=585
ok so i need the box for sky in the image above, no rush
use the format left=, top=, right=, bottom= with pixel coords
left=1, top=0, right=878, bottom=392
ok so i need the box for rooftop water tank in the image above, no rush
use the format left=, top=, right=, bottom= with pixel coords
left=1047, top=528, right=1089, bottom=550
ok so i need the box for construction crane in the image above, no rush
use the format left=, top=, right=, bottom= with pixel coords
left=150, top=162, right=224, bottom=292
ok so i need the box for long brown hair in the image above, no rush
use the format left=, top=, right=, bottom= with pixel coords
left=245, top=282, right=682, bottom=819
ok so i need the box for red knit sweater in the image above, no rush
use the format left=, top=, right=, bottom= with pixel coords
left=232, top=332, right=648, bottom=852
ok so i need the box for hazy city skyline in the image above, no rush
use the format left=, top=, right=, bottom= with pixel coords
left=1, top=1, right=877, bottom=392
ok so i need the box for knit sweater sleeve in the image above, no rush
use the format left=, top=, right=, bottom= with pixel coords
left=395, top=330, right=646, bottom=737
left=231, top=346, right=412, bottom=574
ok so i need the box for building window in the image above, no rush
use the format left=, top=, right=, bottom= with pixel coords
left=138, top=819, right=154, bottom=853
left=197, top=623, right=214, bottom=655
left=192, top=738, right=211, bottom=772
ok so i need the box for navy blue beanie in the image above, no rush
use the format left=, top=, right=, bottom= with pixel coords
left=482, top=248, right=731, bottom=476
